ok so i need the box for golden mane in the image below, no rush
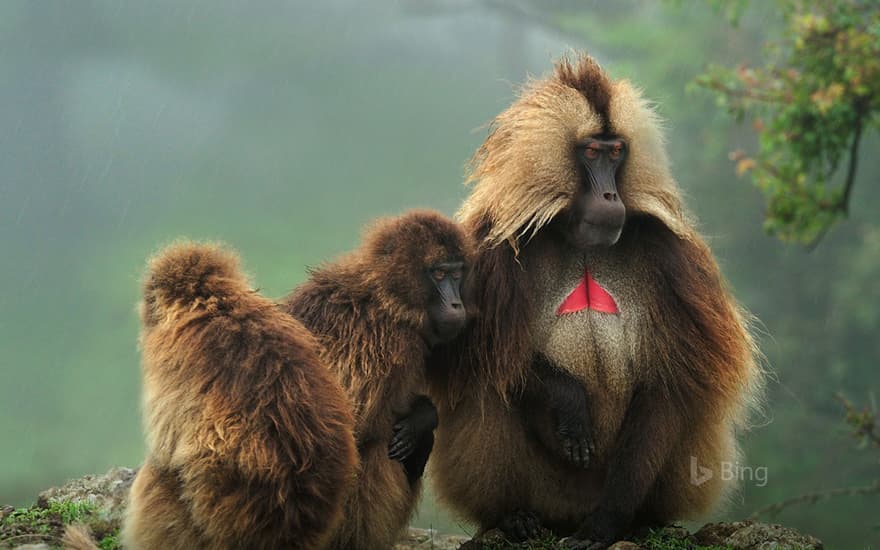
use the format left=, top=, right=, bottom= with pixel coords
left=457, top=52, right=693, bottom=250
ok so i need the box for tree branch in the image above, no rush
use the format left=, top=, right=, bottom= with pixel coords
left=748, top=480, right=880, bottom=520
left=838, top=113, right=864, bottom=215
left=803, top=108, right=865, bottom=251
left=699, top=78, right=786, bottom=105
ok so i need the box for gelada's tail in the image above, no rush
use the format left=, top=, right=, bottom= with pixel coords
left=61, top=524, right=100, bottom=550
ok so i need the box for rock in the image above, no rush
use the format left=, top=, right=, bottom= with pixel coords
left=1, top=468, right=135, bottom=549
left=694, top=521, right=824, bottom=550
left=37, top=466, right=135, bottom=517
left=458, top=528, right=506, bottom=549
left=693, top=520, right=744, bottom=544
left=395, top=527, right=470, bottom=549
left=725, top=522, right=823, bottom=549
left=457, top=520, right=824, bottom=550
left=1, top=468, right=825, bottom=550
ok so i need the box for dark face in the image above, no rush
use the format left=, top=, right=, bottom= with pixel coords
left=558, top=137, right=627, bottom=250
left=423, top=260, right=466, bottom=346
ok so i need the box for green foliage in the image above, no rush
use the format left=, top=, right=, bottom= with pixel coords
left=0, top=500, right=97, bottom=547
left=2, top=500, right=95, bottom=529
left=704, top=0, right=752, bottom=24
left=695, top=0, right=880, bottom=245
left=838, top=392, right=880, bottom=450
left=0, top=499, right=121, bottom=549
left=98, top=531, right=121, bottom=550
left=638, top=528, right=730, bottom=550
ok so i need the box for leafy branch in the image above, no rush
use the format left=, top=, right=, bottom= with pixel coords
left=837, top=392, right=880, bottom=448
left=696, top=0, right=880, bottom=247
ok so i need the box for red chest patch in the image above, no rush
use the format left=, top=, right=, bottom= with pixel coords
left=556, top=271, right=619, bottom=315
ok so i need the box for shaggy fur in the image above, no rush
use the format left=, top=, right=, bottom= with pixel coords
left=122, top=242, right=358, bottom=550
left=62, top=524, right=99, bottom=550
left=429, top=53, right=763, bottom=539
left=282, top=210, right=473, bottom=550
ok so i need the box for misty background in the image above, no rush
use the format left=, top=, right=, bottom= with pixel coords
left=1, top=1, right=878, bottom=547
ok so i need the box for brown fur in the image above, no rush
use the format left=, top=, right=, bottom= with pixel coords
left=429, top=53, right=762, bottom=537
left=62, top=524, right=99, bottom=550
left=555, top=54, right=613, bottom=132
left=429, top=212, right=534, bottom=407
left=123, top=242, right=358, bottom=550
left=282, top=210, right=473, bottom=550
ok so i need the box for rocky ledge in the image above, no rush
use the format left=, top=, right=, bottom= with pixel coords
left=0, top=468, right=822, bottom=549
